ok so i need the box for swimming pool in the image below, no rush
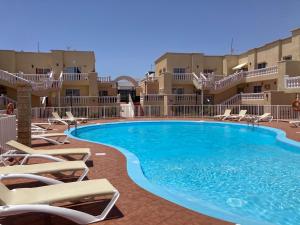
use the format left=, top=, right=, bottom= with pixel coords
left=68, top=121, right=300, bottom=225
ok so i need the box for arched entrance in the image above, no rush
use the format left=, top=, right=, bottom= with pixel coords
left=114, top=76, right=139, bottom=102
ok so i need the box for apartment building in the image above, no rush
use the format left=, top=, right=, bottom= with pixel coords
left=139, top=28, right=300, bottom=108
left=0, top=50, right=119, bottom=108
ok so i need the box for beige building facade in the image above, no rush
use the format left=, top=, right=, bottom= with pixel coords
left=0, top=50, right=120, bottom=108
left=140, top=28, right=300, bottom=107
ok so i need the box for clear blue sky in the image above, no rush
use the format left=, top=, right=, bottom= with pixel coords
left=0, top=0, right=299, bottom=78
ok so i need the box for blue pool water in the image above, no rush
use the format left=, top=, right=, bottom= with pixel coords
left=69, top=121, right=300, bottom=225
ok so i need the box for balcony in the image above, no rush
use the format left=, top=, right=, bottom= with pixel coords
left=57, top=95, right=120, bottom=106
left=284, top=75, right=300, bottom=88
left=62, top=73, right=89, bottom=81
left=97, top=76, right=112, bottom=83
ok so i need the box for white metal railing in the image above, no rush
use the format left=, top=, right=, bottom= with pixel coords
left=285, top=75, right=300, bottom=88
left=0, top=114, right=16, bottom=153
left=173, top=73, right=194, bottom=81
left=8, top=104, right=300, bottom=121
left=31, top=106, right=121, bottom=120
left=62, top=73, right=89, bottom=81
left=97, top=76, right=111, bottom=83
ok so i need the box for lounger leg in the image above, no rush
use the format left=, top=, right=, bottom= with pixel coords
left=0, top=191, right=120, bottom=224
left=77, top=166, right=89, bottom=181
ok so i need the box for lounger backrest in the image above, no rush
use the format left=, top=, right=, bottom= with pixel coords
left=6, top=140, right=35, bottom=154
left=66, top=111, right=75, bottom=120
left=0, top=182, right=12, bottom=205
left=260, top=113, right=270, bottom=118
left=239, top=110, right=247, bottom=116
left=52, top=112, right=61, bottom=120
left=224, top=109, right=231, bottom=116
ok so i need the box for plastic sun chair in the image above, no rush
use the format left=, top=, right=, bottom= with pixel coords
left=5, top=140, right=91, bottom=164
left=66, top=111, right=88, bottom=123
left=48, top=112, right=71, bottom=126
left=228, top=110, right=247, bottom=121
left=31, top=133, right=70, bottom=145
left=254, top=113, right=273, bottom=123
left=0, top=178, right=120, bottom=224
left=214, top=109, right=232, bottom=120
left=289, top=120, right=300, bottom=127
left=31, top=122, right=52, bottom=130
left=0, top=161, right=89, bottom=182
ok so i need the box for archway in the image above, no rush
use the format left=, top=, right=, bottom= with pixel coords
left=114, top=76, right=138, bottom=87
left=114, top=76, right=139, bottom=102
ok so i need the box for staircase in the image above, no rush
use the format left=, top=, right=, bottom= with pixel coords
left=220, top=93, right=265, bottom=105
left=192, top=66, right=278, bottom=92
left=0, top=70, right=63, bottom=96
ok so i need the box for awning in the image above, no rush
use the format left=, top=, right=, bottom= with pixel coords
left=232, top=63, right=248, bottom=70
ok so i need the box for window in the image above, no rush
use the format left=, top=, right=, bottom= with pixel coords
left=253, top=86, right=262, bottom=93
left=283, top=55, right=292, bottom=61
left=36, top=68, right=51, bottom=74
left=63, top=67, right=81, bottom=73
left=99, top=90, right=108, bottom=96
left=203, top=69, right=214, bottom=74
left=65, top=89, right=80, bottom=96
left=172, top=88, right=184, bottom=94
left=257, top=62, right=267, bottom=69
left=173, top=68, right=186, bottom=74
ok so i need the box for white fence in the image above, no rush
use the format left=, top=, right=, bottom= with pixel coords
left=4, top=104, right=300, bottom=121
left=0, top=114, right=16, bottom=153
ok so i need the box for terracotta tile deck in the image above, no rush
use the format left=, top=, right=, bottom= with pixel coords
left=1, top=118, right=299, bottom=225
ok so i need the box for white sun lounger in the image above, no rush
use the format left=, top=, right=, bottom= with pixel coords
left=0, top=161, right=89, bottom=182
left=253, top=113, right=273, bottom=123
left=214, top=109, right=232, bottom=120
left=31, top=133, right=69, bottom=145
left=0, top=178, right=120, bottom=224
left=227, top=110, right=247, bottom=121
left=5, top=140, right=91, bottom=164
left=32, top=122, right=52, bottom=130
left=66, top=111, right=88, bottom=123
left=48, top=112, right=72, bottom=126
left=289, top=120, right=300, bottom=127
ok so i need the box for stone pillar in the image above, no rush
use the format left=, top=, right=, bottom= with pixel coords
left=17, top=83, right=32, bottom=146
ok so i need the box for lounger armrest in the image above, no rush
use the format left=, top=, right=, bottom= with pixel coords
left=0, top=173, right=63, bottom=184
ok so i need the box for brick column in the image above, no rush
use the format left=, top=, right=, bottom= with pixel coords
left=17, top=83, right=32, bottom=146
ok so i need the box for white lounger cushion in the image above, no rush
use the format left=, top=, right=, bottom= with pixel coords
left=0, top=161, right=86, bottom=175
left=6, top=140, right=91, bottom=158
left=1, top=179, right=116, bottom=205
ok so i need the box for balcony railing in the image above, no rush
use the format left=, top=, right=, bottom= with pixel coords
left=59, top=95, right=120, bottom=106
left=62, top=73, right=89, bottom=81
left=285, top=76, right=300, bottom=88
left=244, top=66, right=278, bottom=78
left=241, top=93, right=264, bottom=100
left=97, top=76, right=111, bottom=83
left=141, top=94, right=164, bottom=103
left=173, top=73, right=194, bottom=81
left=14, top=73, right=51, bottom=82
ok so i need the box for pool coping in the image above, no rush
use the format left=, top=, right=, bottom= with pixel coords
left=65, top=120, right=300, bottom=225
